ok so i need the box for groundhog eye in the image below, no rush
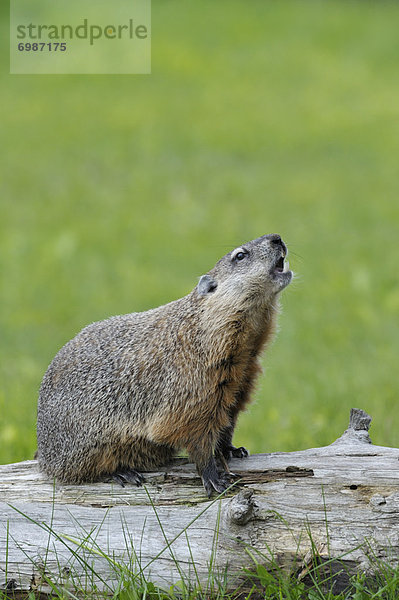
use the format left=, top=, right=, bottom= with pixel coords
left=231, top=248, right=248, bottom=262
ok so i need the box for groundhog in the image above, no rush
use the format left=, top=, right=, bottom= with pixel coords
left=36, top=234, right=292, bottom=496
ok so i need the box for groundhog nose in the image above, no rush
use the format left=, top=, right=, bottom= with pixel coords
left=269, top=234, right=282, bottom=245
left=267, top=234, right=287, bottom=255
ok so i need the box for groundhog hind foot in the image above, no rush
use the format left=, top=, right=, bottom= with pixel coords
left=201, top=460, right=233, bottom=498
left=111, top=469, right=145, bottom=488
left=202, top=471, right=233, bottom=498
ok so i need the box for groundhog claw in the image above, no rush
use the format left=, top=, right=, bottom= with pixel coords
left=222, top=445, right=249, bottom=460
left=112, top=469, right=144, bottom=488
left=202, top=472, right=232, bottom=497
left=231, top=446, right=249, bottom=459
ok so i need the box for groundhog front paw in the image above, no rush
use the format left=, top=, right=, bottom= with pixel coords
left=231, top=445, right=249, bottom=459
left=112, top=469, right=145, bottom=488
left=222, top=445, right=249, bottom=460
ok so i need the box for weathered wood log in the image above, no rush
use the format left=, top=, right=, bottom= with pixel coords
left=1, top=408, right=399, bottom=595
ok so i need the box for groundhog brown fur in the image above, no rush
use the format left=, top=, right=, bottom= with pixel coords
left=36, top=234, right=292, bottom=496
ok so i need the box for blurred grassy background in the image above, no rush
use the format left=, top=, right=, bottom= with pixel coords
left=1, top=0, right=399, bottom=465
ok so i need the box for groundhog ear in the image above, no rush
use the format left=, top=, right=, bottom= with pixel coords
left=197, top=274, right=218, bottom=296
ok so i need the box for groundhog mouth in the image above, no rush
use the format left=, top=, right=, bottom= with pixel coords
left=274, top=256, right=285, bottom=273
left=271, top=255, right=292, bottom=284
left=273, top=255, right=290, bottom=273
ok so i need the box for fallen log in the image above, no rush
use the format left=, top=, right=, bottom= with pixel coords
left=1, top=408, right=399, bottom=595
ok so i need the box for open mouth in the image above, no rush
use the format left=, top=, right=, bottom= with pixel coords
left=275, top=256, right=285, bottom=273
left=273, top=255, right=290, bottom=275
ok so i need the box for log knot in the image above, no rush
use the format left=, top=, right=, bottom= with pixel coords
left=228, top=488, right=255, bottom=525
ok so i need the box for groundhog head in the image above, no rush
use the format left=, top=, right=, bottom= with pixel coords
left=197, top=234, right=292, bottom=307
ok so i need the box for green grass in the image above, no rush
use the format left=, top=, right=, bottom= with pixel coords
left=1, top=0, right=399, bottom=465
